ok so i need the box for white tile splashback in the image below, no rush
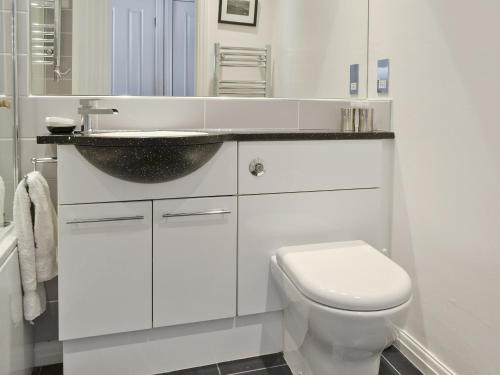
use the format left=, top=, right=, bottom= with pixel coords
left=367, top=100, right=393, bottom=132
left=19, top=97, right=81, bottom=137
left=98, top=97, right=205, bottom=130
left=299, top=100, right=346, bottom=130
left=205, top=98, right=299, bottom=129
left=20, top=96, right=392, bottom=135
left=300, top=99, right=392, bottom=131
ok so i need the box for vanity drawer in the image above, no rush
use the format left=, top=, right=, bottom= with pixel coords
left=238, top=140, right=382, bottom=195
left=153, top=196, right=237, bottom=328
left=58, top=201, right=153, bottom=340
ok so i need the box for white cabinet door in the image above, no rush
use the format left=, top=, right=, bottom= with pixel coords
left=59, top=201, right=152, bottom=340
left=153, top=197, right=237, bottom=328
left=238, top=189, right=385, bottom=316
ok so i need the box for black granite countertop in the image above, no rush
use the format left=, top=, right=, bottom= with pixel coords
left=37, top=129, right=394, bottom=147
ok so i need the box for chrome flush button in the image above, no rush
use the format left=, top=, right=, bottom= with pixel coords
left=249, top=159, right=265, bottom=177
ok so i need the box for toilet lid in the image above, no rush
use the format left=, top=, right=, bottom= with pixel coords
left=276, top=241, right=412, bottom=311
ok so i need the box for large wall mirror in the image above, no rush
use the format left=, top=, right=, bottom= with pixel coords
left=0, top=1, right=17, bottom=227
left=30, top=0, right=369, bottom=99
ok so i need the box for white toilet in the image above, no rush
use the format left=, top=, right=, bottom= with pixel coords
left=270, top=240, right=412, bottom=375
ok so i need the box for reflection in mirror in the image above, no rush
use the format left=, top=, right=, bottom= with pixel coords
left=30, top=0, right=369, bottom=99
left=0, top=2, right=16, bottom=229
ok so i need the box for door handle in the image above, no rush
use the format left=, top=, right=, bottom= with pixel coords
left=0, top=100, right=11, bottom=109
left=66, top=215, right=145, bottom=224
left=162, top=209, right=231, bottom=218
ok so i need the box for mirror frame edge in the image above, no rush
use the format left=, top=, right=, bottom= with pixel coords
left=27, top=0, right=370, bottom=100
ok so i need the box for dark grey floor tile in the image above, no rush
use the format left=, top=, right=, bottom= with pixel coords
left=379, top=357, right=400, bottom=375
left=39, top=363, right=63, bottom=375
left=218, top=353, right=286, bottom=375
left=239, top=365, right=292, bottom=375
left=382, top=347, right=422, bottom=375
left=158, top=364, right=219, bottom=375
left=34, top=348, right=421, bottom=375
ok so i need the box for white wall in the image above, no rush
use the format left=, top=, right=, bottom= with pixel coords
left=272, top=0, right=368, bottom=99
left=369, top=1, right=500, bottom=374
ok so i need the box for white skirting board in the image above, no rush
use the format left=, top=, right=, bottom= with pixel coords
left=63, top=311, right=283, bottom=375
left=34, top=340, right=63, bottom=367
left=395, top=330, right=456, bottom=375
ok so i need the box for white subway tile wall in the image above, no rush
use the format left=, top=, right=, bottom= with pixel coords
left=298, top=100, right=346, bottom=130
left=205, top=98, right=299, bottom=129
left=1, top=2, right=15, bottom=221
left=98, top=97, right=205, bottom=130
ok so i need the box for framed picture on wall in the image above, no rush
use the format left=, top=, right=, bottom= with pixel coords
left=218, top=0, right=258, bottom=26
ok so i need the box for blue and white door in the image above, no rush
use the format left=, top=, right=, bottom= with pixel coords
left=112, top=0, right=196, bottom=96
left=112, top=0, right=157, bottom=96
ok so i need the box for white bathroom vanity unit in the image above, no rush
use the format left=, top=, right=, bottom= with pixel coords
left=43, top=132, right=394, bottom=375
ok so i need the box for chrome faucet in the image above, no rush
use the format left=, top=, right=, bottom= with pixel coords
left=78, top=99, right=118, bottom=133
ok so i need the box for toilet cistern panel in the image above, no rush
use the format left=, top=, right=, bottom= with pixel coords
left=237, top=140, right=389, bottom=317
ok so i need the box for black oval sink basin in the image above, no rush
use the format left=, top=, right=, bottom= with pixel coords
left=76, top=142, right=222, bottom=184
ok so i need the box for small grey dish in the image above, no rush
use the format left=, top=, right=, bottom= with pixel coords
left=47, top=125, right=77, bottom=134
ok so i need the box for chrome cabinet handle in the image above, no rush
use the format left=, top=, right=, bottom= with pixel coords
left=66, top=216, right=145, bottom=225
left=162, top=209, right=231, bottom=218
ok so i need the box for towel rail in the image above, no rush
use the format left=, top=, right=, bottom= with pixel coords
left=30, top=0, right=71, bottom=80
left=215, top=43, right=272, bottom=98
left=31, top=157, right=58, bottom=172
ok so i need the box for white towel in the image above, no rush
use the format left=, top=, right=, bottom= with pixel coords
left=13, top=171, right=58, bottom=321
left=0, top=175, right=5, bottom=224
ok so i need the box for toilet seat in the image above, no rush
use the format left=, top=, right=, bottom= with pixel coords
left=276, top=240, right=412, bottom=312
